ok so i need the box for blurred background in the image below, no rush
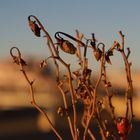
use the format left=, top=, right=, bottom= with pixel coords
left=0, top=0, right=140, bottom=139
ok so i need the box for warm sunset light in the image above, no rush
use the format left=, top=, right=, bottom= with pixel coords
left=0, top=1, right=140, bottom=140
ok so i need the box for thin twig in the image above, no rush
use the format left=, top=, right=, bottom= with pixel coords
left=53, top=56, right=78, bottom=140
left=58, top=85, right=75, bottom=139
left=83, top=46, right=105, bottom=140
left=119, top=31, right=134, bottom=121
left=82, top=120, right=96, bottom=140
left=10, top=47, right=63, bottom=140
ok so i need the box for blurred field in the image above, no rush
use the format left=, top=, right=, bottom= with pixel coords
left=0, top=59, right=140, bottom=139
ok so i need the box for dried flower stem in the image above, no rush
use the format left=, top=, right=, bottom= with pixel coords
left=22, top=70, right=63, bottom=140
left=82, top=120, right=95, bottom=140
left=11, top=17, right=134, bottom=140
left=28, top=15, right=57, bottom=55
left=96, top=107, right=107, bottom=140
left=83, top=46, right=105, bottom=140
left=58, top=85, right=75, bottom=139
left=75, top=30, right=83, bottom=64
left=10, top=47, right=63, bottom=140
left=53, top=56, right=78, bottom=140
left=102, top=54, right=116, bottom=122
left=67, top=65, right=78, bottom=140
left=119, top=31, right=134, bottom=120
left=28, top=15, right=60, bottom=81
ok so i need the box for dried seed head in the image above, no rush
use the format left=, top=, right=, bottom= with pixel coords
left=93, top=48, right=102, bottom=61
left=40, top=60, right=47, bottom=68
left=60, top=40, right=77, bottom=54
left=28, top=20, right=41, bottom=37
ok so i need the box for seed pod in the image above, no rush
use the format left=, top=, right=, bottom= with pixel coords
left=93, top=48, right=102, bottom=61
left=60, top=40, right=77, bottom=54
left=28, top=20, right=41, bottom=37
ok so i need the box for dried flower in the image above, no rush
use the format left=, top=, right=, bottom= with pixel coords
left=40, top=60, right=47, bottom=68
left=59, top=40, right=77, bottom=54
left=28, top=20, right=41, bottom=37
left=93, top=48, right=102, bottom=61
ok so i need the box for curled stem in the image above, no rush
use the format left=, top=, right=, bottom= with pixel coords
left=28, top=15, right=60, bottom=81
left=10, top=47, right=63, bottom=140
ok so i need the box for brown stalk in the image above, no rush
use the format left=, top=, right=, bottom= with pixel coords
left=75, top=29, right=83, bottom=64
left=83, top=46, right=105, bottom=140
left=102, top=54, right=116, bottom=122
left=28, top=15, right=58, bottom=56
left=82, top=120, right=95, bottom=140
left=28, top=15, right=60, bottom=81
left=11, top=18, right=134, bottom=140
left=66, top=65, right=78, bottom=140
left=58, top=85, right=75, bottom=139
left=96, top=107, right=107, bottom=140
left=52, top=56, right=78, bottom=140
left=10, top=47, right=63, bottom=140
left=119, top=31, right=134, bottom=120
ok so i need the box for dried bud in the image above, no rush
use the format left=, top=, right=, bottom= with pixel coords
left=93, top=48, right=102, bottom=61
left=13, top=56, right=27, bottom=66
left=28, top=20, right=41, bottom=37
left=57, top=107, right=64, bottom=117
left=40, top=60, right=47, bottom=68
left=60, top=40, right=77, bottom=54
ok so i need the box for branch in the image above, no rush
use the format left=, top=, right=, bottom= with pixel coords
left=10, top=47, right=63, bottom=140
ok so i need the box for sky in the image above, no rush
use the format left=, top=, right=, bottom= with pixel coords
left=0, top=0, right=140, bottom=70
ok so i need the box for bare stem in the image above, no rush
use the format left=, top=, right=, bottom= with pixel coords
left=102, top=55, right=116, bottom=122
left=10, top=47, right=63, bottom=140
left=58, top=85, right=75, bottom=139
left=53, top=56, right=78, bottom=140
left=82, top=120, right=95, bottom=140
left=21, top=66, right=63, bottom=140
left=83, top=46, right=105, bottom=140
left=119, top=31, right=134, bottom=120
left=67, top=65, right=78, bottom=140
